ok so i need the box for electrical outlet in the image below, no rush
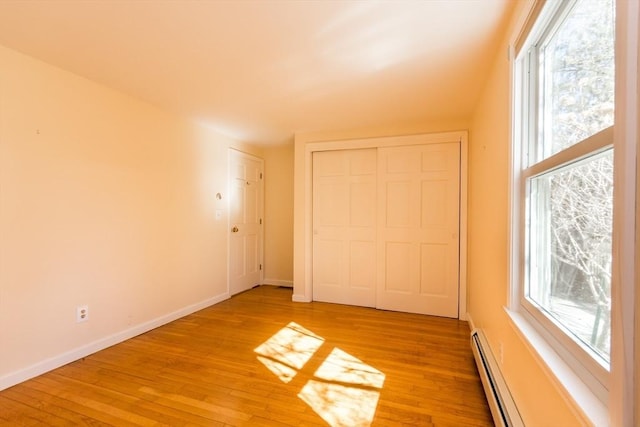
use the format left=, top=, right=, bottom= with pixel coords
left=76, top=305, right=89, bottom=323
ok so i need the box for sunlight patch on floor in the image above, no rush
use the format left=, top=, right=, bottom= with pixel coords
left=255, top=356, right=299, bottom=383
left=298, top=348, right=385, bottom=427
left=314, top=347, right=385, bottom=388
left=298, top=379, right=381, bottom=427
left=254, top=322, right=325, bottom=383
left=256, top=323, right=385, bottom=426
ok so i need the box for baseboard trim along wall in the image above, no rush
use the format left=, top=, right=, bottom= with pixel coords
left=467, top=313, right=476, bottom=331
left=0, top=291, right=230, bottom=391
left=262, top=279, right=293, bottom=287
left=292, top=293, right=311, bottom=302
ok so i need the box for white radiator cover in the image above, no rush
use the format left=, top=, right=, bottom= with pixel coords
left=471, top=329, right=524, bottom=427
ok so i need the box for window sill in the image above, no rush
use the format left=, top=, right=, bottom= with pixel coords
left=504, top=307, right=608, bottom=426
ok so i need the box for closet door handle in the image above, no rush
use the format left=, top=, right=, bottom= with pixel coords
left=232, top=226, right=239, bottom=233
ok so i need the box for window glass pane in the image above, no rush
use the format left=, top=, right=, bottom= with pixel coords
left=526, top=149, right=613, bottom=363
left=536, top=0, right=614, bottom=163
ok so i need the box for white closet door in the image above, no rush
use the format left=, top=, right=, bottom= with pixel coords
left=312, top=149, right=377, bottom=307
left=377, top=143, right=460, bottom=317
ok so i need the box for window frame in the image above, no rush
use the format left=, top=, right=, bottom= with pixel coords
left=511, top=0, right=614, bottom=404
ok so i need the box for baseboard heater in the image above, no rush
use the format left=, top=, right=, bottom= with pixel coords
left=471, top=329, right=524, bottom=427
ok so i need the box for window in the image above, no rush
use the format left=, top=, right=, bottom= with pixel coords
left=513, top=0, right=615, bottom=401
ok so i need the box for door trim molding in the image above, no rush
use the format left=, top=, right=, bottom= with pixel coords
left=294, top=131, right=468, bottom=320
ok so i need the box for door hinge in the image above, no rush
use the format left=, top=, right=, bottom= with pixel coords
left=260, top=218, right=262, bottom=225
left=259, top=264, right=262, bottom=270
left=260, top=172, right=263, bottom=180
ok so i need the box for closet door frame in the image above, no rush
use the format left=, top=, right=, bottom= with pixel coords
left=294, top=131, right=469, bottom=320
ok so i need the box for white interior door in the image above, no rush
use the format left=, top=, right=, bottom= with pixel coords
left=377, top=143, right=460, bottom=317
left=312, top=149, right=377, bottom=307
left=229, top=149, right=263, bottom=296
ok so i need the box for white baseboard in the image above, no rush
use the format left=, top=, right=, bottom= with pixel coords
left=0, top=291, right=230, bottom=391
left=466, top=312, right=476, bottom=332
left=261, top=279, right=293, bottom=287
left=292, top=293, right=311, bottom=303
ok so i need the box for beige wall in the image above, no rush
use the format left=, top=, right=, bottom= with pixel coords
left=0, top=45, right=260, bottom=387
left=466, top=1, right=583, bottom=425
left=263, top=143, right=294, bottom=285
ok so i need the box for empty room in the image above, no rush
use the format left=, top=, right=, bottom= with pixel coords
left=0, top=1, right=638, bottom=426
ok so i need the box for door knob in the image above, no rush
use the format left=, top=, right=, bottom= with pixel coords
left=232, top=226, right=239, bottom=232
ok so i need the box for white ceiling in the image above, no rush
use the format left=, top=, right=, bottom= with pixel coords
left=0, top=1, right=515, bottom=145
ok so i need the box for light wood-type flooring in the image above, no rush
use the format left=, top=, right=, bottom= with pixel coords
left=0, top=286, right=493, bottom=426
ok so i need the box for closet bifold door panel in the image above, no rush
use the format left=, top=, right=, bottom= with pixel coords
left=311, top=141, right=460, bottom=318
left=376, top=143, right=460, bottom=317
left=312, top=148, right=377, bottom=307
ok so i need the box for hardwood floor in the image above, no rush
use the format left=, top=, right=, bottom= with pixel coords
left=0, top=286, right=493, bottom=426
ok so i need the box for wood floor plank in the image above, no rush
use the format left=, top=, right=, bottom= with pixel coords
left=0, top=286, right=492, bottom=426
